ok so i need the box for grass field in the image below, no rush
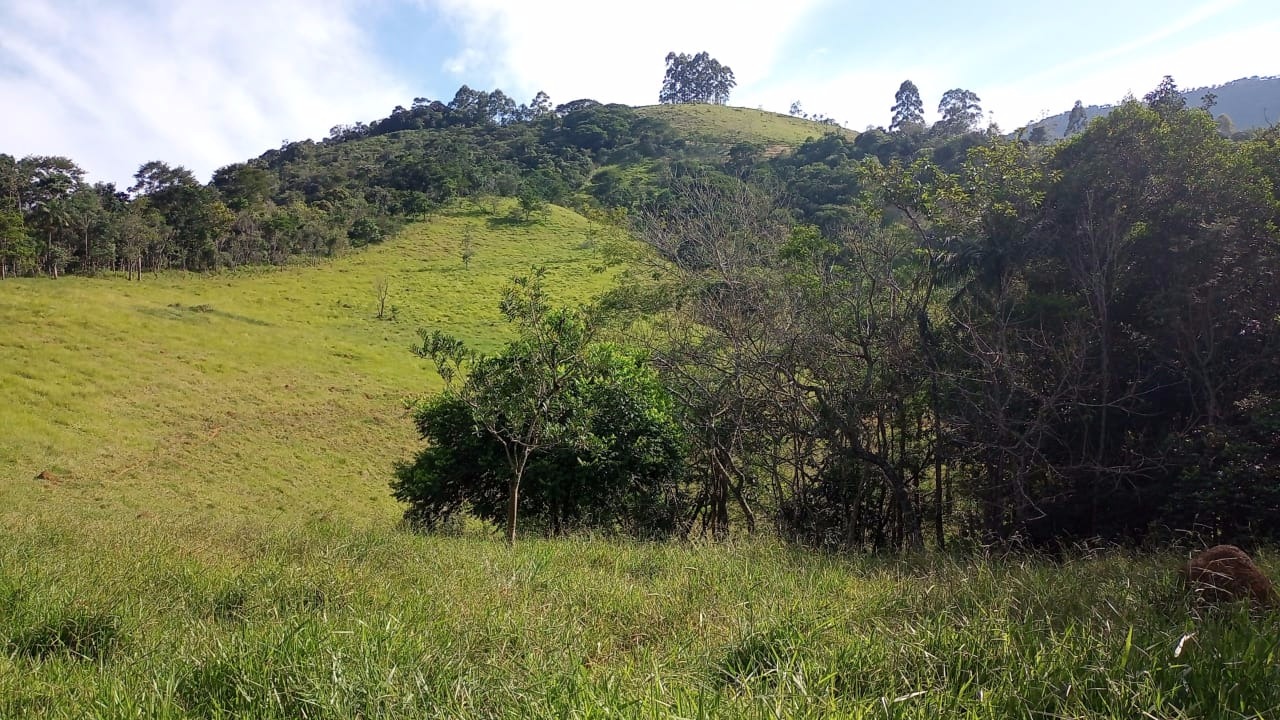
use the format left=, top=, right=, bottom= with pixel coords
left=2, top=201, right=1278, bottom=719
left=1, top=523, right=1277, bottom=719
left=635, top=104, right=855, bottom=154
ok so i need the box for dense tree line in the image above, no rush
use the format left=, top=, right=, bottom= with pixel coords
left=397, top=82, right=1280, bottom=551
left=621, top=92, right=1280, bottom=550
left=0, top=86, right=687, bottom=278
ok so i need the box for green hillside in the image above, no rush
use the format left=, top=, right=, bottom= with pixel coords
left=3, top=161, right=1279, bottom=720
left=635, top=104, right=854, bottom=153
left=0, top=201, right=618, bottom=531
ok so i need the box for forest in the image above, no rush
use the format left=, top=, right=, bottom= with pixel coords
left=5, top=73, right=1279, bottom=553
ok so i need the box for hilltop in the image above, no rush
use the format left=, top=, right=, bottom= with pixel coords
left=635, top=103, right=853, bottom=154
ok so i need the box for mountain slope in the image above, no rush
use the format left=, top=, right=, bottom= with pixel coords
left=0, top=202, right=619, bottom=529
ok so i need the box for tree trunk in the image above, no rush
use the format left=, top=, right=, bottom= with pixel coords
left=506, top=478, right=520, bottom=545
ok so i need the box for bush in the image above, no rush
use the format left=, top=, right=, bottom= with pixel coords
left=393, top=345, right=687, bottom=538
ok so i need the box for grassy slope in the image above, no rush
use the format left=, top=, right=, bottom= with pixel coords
left=636, top=104, right=855, bottom=154
left=0, top=202, right=616, bottom=530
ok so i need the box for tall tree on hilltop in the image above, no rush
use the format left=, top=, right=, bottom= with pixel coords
left=660, top=52, right=736, bottom=105
left=1144, top=75, right=1185, bottom=116
left=890, top=80, right=925, bottom=132
left=1065, top=100, right=1087, bottom=136
left=529, top=91, right=554, bottom=119
left=936, top=89, right=983, bottom=135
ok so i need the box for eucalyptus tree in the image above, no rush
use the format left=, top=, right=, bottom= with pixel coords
left=890, top=80, right=925, bottom=132
left=659, top=51, right=736, bottom=105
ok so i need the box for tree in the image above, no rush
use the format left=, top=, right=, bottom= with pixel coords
left=410, top=270, right=601, bottom=544
left=890, top=80, right=925, bottom=132
left=936, top=89, right=983, bottom=135
left=1216, top=113, right=1236, bottom=136
left=517, top=185, right=548, bottom=222
left=64, top=186, right=104, bottom=274
left=529, top=91, right=553, bottom=119
left=1065, top=100, right=1087, bottom=136
left=393, top=342, right=687, bottom=538
left=130, top=161, right=232, bottom=270
left=374, top=276, right=390, bottom=319
left=460, top=227, right=475, bottom=269
left=554, top=98, right=601, bottom=116
left=0, top=210, right=33, bottom=278
left=112, top=203, right=164, bottom=279
left=659, top=51, right=736, bottom=105
left=1028, top=125, right=1049, bottom=145
left=789, top=101, right=804, bottom=117
left=1143, top=75, right=1185, bottom=116
left=211, top=163, right=277, bottom=211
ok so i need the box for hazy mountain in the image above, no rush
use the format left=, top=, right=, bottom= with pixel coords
left=1028, top=75, right=1280, bottom=139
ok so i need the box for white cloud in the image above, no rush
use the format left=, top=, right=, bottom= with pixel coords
left=0, top=0, right=408, bottom=186
left=429, top=0, right=826, bottom=107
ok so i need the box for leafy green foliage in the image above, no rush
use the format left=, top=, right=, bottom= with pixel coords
left=395, top=272, right=686, bottom=540
left=394, top=344, right=686, bottom=538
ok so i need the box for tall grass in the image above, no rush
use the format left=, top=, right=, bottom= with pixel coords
left=1, top=522, right=1276, bottom=719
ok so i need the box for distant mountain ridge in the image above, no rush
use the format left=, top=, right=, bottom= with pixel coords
left=1027, top=76, right=1280, bottom=138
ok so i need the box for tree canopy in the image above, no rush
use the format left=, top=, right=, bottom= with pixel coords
left=659, top=51, right=736, bottom=105
left=936, top=88, right=983, bottom=135
left=396, top=271, right=686, bottom=541
left=890, top=80, right=925, bottom=132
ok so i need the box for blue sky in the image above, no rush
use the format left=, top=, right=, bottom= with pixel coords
left=1, top=0, right=1277, bottom=185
